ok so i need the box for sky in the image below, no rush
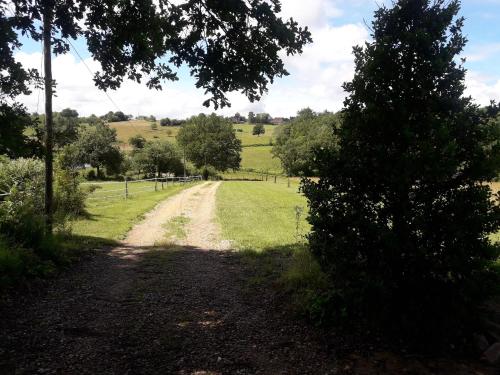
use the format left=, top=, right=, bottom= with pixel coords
left=13, top=0, right=500, bottom=119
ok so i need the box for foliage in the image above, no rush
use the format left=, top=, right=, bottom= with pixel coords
left=160, top=118, right=172, bottom=126
left=54, top=146, right=87, bottom=217
left=272, top=109, right=338, bottom=176
left=252, top=123, right=265, bottom=137
left=132, top=140, right=183, bottom=176
left=303, top=0, right=500, bottom=348
left=34, top=108, right=80, bottom=148
left=102, top=111, right=130, bottom=123
left=0, top=11, right=40, bottom=158
left=6, top=0, right=310, bottom=108
left=150, top=122, right=158, bottom=131
left=249, top=112, right=271, bottom=124
left=0, top=102, right=39, bottom=157
left=76, top=123, right=123, bottom=176
left=129, top=135, right=147, bottom=150
left=177, top=114, right=242, bottom=172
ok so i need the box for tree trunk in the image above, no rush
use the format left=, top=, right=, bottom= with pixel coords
left=43, top=8, right=54, bottom=234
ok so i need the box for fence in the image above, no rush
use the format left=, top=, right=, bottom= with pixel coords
left=83, top=175, right=203, bottom=201
left=221, top=170, right=302, bottom=188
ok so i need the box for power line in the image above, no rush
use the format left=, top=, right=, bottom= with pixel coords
left=65, top=37, right=146, bottom=135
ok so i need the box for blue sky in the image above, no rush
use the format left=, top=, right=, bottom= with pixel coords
left=14, top=0, right=500, bottom=118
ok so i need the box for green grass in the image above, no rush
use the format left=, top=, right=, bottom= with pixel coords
left=111, top=121, right=280, bottom=150
left=215, top=180, right=328, bottom=316
left=163, top=215, right=190, bottom=241
left=216, top=181, right=308, bottom=251
left=109, top=120, right=284, bottom=175
left=72, top=182, right=197, bottom=240
left=110, top=120, right=179, bottom=149
left=233, top=124, right=277, bottom=146
left=241, top=146, right=282, bottom=174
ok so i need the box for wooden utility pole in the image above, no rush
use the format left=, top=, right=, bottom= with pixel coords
left=43, top=7, right=54, bottom=233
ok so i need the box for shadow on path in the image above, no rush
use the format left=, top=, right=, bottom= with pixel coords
left=1, top=243, right=497, bottom=375
left=0, top=243, right=336, bottom=375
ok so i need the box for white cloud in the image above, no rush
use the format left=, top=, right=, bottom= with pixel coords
left=465, top=71, right=500, bottom=105
left=15, top=0, right=499, bottom=119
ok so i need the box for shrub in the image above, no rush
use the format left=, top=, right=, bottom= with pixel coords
left=303, top=0, right=500, bottom=350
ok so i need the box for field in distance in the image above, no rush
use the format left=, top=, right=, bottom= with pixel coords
left=111, top=120, right=283, bottom=173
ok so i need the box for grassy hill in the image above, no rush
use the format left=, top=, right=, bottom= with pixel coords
left=111, top=120, right=283, bottom=174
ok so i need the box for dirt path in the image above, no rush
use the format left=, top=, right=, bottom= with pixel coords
left=0, top=183, right=495, bottom=374
left=124, top=181, right=223, bottom=249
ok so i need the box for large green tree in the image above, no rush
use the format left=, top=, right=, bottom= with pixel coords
left=76, top=123, right=123, bottom=177
left=3, top=0, right=311, bottom=231
left=132, top=140, right=183, bottom=177
left=177, top=114, right=242, bottom=172
left=303, top=0, right=500, bottom=347
left=272, top=109, right=338, bottom=176
left=34, top=109, right=80, bottom=149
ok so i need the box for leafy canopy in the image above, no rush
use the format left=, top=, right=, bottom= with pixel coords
left=6, top=0, right=311, bottom=108
left=76, top=122, right=123, bottom=176
left=177, top=113, right=242, bottom=172
left=252, top=123, right=265, bottom=136
left=272, top=108, right=338, bottom=176
left=132, top=140, right=183, bottom=176
left=303, top=0, right=500, bottom=347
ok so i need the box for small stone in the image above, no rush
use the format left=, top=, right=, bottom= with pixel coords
left=482, top=342, right=500, bottom=365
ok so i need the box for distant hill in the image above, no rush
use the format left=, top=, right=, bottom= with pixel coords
left=111, top=120, right=282, bottom=174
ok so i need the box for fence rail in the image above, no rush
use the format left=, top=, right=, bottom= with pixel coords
left=84, top=175, right=203, bottom=201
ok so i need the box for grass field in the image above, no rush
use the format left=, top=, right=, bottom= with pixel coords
left=110, top=120, right=178, bottom=149
left=72, top=181, right=197, bottom=240
left=216, top=181, right=308, bottom=251
left=110, top=120, right=283, bottom=173
left=234, top=124, right=277, bottom=147
left=241, top=146, right=282, bottom=173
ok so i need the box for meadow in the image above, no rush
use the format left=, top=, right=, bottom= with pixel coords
left=110, top=120, right=283, bottom=173
left=216, top=180, right=308, bottom=251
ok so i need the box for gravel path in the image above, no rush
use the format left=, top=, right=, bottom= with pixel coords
left=0, top=182, right=496, bottom=374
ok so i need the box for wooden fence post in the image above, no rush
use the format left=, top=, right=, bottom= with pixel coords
left=274, top=175, right=277, bottom=184
left=125, top=177, right=128, bottom=199
left=155, top=177, right=158, bottom=192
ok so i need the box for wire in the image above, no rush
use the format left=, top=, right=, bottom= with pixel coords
left=65, top=37, right=144, bottom=135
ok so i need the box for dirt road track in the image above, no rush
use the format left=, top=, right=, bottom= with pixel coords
left=0, top=182, right=496, bottom=374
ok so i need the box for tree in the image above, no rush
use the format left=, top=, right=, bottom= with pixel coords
left=248, top=112, right=256, bottom=124
left=0, top=11, right=39, bottom=158
left=5, top=1, right=310, bottom=230
left=160, top=118, right=172, bottom=127
left=303, top=0, right=500, bottom=348
left=102, top=111, right=129, bottom=123
left=255, top=113, right=271, bottom=124
left=129, top=135, right=146, bottom=150
left=133, top=140, right=183, bottom=177
left=34, top=109, right=80, bottom=148
left=0, top=102, right=38, bottom=157
left=252, top=123, right=265, bottom=137
left=76, top=123, right=123, bottom=177
left=177, top=114, right=242, bottom=172
left=272, top=109, right=338, bottom=176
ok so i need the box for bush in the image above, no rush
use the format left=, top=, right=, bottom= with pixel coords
left=303, top=0, right=500, bottom=350
left=0, top=157, right=86, bottom=288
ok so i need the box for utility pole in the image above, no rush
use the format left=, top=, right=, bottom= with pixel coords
left=43, top=6, right=54, bottom=233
